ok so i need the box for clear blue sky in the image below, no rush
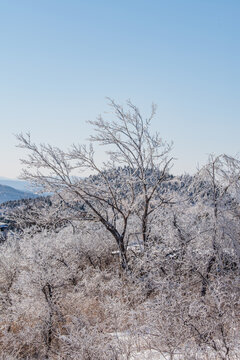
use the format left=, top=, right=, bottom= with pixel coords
left=0, top=0, right=239, bottom=178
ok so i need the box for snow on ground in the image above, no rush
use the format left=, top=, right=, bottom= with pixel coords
left=129, top=349, right=174, bottom=359
left=110, top=332, right=183, bottom=360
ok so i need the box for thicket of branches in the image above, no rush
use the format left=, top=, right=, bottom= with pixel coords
left=0, top=100, right=240, bottom=359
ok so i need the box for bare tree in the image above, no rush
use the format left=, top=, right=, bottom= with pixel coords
left=17, top=99, right=173, bottom=269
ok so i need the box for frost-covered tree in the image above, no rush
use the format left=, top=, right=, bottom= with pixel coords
left=17, top=99, right=173, bottom=269
left=190, top=154, right=240, bottom=296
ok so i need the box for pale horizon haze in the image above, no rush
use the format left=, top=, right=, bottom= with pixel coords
left=0, top=0, right=239, bottom=179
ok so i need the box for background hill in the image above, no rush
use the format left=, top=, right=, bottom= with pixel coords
left=0, top=177, right=33, bottom=192
left=0, top=184, right=37, bottom=204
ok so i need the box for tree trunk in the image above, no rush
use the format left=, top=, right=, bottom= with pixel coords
left=42, top=283, right=53, bottom=358
left=117, top=236, right=128, bottom=270
left=201, top=256, right=216, bottom=297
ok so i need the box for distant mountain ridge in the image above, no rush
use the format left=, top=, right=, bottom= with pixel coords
left=0, top=177, right=33, bottom=192
left=0, top=184, right=37, bottom=204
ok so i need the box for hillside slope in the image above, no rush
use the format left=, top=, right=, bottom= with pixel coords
left=0, top=184, right=37, bottom=204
